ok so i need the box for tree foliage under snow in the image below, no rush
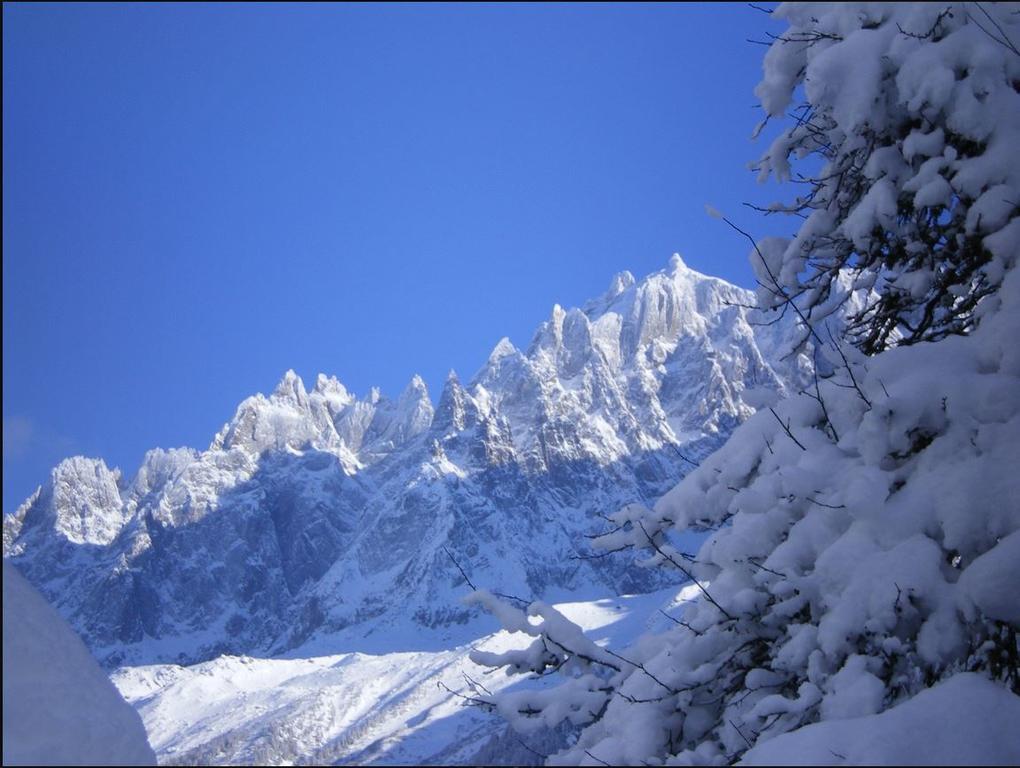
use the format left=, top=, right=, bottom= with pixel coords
left=751, top=2, right=1020, bottom=354
left=469, top=3, right=1020, bottom=764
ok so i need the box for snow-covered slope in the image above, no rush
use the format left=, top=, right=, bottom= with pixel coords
left=4, top=256, right=810, bottom=666
left=2, top=562, right=156, bottom=766
left=112, top=584, right=701, bottom=766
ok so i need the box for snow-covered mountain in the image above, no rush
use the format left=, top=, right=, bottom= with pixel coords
left=4, top=255, right=810, bottom=667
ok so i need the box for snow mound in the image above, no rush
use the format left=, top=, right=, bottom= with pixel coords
left=740, top=673, right=1020, bottom=766
left=2, top=562, right=155, bottom=766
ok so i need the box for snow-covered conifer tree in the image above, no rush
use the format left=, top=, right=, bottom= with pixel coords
left=750, top=2, right=1019, bottom=354
left=468, top=4, right=1020, bottom=764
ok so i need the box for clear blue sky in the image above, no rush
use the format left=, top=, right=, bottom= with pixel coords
left=3, top=2, right=789, bottom=513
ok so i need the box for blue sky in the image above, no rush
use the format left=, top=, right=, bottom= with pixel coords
left=3, top=3, right=790, bottom=512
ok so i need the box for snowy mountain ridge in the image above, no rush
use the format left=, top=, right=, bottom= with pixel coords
left=4, top=255, right=811, bottom=666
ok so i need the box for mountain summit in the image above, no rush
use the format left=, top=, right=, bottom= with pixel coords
left=4, top=257, right=811, bottom=665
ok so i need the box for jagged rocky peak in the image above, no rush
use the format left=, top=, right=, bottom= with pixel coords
left=473, top=338, right=531, bottom=412
left=398, top=374, right=430, bottom=407
left=609, top=269, right=636, bottom=297
left=128, top=447, right=198, bottom=501
left=517, top=254, right=751, bottom=383
left=584, top=270, right=636, bottom=316
left=531, top=302, right=565, bottom=350
left=213, top=368, right=437, bottom=462
left=31, top=456, right=127, bottom=547
left=313, top=373, right=353, bottom=408
left=332, top=397, right=377, bottom=454
left=434, top=369, right=479, bottom=434
left=211, top=369, right=358, bottom=457
left=358, top=375, right=435, bottom=455
left=272, top=369, right=309, bottom=408
left=487, top=336, right=520, bottom=363
left=525, top=305, right=599, bottom=384
left=591, top=254, right=745, bottom=363
left=2, top=488, right=37, bottom=556
left=395, top=374, right=434, bottom=435
left=212, top=394, right=311, bottom=455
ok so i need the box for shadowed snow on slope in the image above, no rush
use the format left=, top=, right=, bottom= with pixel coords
left=2, top=562, right=156, bottom=766
left=110, top=585, right=700, bottom=766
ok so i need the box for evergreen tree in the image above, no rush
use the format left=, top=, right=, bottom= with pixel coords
left=469, top=5, right=1020, bottom=764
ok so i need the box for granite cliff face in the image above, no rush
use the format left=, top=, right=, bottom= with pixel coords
left=4, top=256, right=810, bottom=665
